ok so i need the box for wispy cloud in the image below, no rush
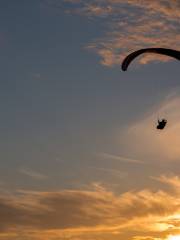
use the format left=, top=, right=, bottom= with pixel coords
left=19, top=167, right=47, bottom=180
left=100, top=152, right=144, bottom=164
left=53, top=0, right=180, bottom=67
left=90, top=166, right=128, bottom=178
left=0, top=175, right=180, bottom=239
left=152, top=175, right=180, bottom=192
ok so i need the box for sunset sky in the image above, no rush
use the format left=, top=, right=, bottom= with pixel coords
left=0, top=1, right=180, bottom=239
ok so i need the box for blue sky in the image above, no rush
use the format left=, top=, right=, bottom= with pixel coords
left=0, top=1, right=180, bottom=240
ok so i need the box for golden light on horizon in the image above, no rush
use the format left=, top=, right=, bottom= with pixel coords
left=167, top=235, right=180, bottom=240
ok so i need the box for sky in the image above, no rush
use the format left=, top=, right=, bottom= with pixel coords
left=0, top=0, right=180, bottom=239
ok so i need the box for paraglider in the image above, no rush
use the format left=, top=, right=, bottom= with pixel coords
left=122, top=47, right=180, bottom=130
left=121, top=48, right=180, bottom=71
left=156, top=119, right=167, bottom=130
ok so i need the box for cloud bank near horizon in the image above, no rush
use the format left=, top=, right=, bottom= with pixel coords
left=0, top=174, right=180, bottom=240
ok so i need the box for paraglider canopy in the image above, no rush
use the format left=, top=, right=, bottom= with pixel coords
left=156, top=119, right=167, bottom=130
left=121, top=48, right=180, bottom=71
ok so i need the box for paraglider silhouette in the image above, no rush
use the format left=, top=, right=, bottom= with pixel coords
left=156, top=119, right=167, bottom=130
left=121, top=48, right=180, bottom=71
left=122, top=48, right=180, bottom=130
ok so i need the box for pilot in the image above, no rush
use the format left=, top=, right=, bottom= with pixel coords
left=156, top=119, right=167, bottom=130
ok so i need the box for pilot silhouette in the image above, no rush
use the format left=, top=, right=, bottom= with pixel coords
left=156, top=119, right=167, bottom=130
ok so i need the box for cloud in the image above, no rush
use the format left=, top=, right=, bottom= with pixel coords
left=0, top=175, right=180, bottom=239
left=100, top=152, right=144, bottom=164
left=89, top=166, right=128, bottom=179
left=19, top=167, right=47, bottom=180
left=56, top=0, right=180, bottom=67
left=118, top=95, right=180, bottom=162
left=153, top=175, right=180, bottom=192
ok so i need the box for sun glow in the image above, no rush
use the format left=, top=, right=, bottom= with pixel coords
left=167, top=235, right=180, bottom=240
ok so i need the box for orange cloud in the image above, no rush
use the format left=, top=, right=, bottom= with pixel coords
left=60, top=0, right=180, bottom=67
left=0, top=175, right=179, bottom=239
